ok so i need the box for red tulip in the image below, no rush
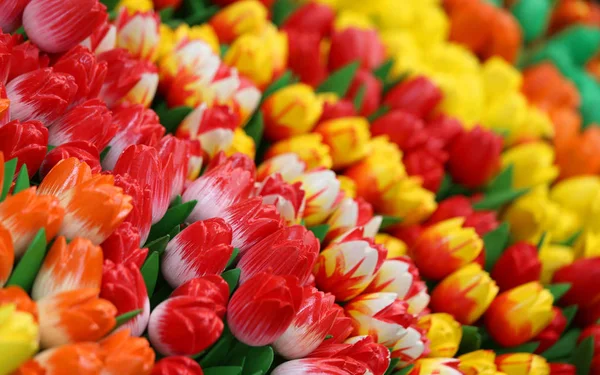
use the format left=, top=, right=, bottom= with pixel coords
left=464, top=210, right=499, bottom=236
left=328, top=27, right=385, bottom=72
left=206, top=151, right=256, bottom=175
left=272, top=357, right=370, bottom=375
left=238, top=225, right=319, bottom=285
left=156, top=135, right=201, bottom=201
left=112, top=173, right=152, bottom=244
left=285, top=30, right=327, bottom=87
left=404, top=145, right=447, bottom=192
left=53, top=45, right=107, bottom=104
left=371, top=110, right=428, bottom=152
left=100, top=222, right=148, bottom=268
left=148, top=295, right=224, bottom=356
left=318, top=304, right=354, bottom=346
left=162, top=218, right=233, bottom=288
left=171, top=275, right=229, bottom=319
left=47, top=99, right=115, bottom=150
left=0, top=0, right=29, bottom=33
left=579, top=324, right=600, bottom=358
left=553, top=257, right=600, bottom=308
left=0, top=33, right=17, bottom=85
left=152, top=0, right=183, bottom=10
left=23, top=0, right=107, bottom=54
left=40, top=141, right=102, bottom=178
left=283, top=2, right=334, bottom=39
left=100, top=260, right=150, bottom=336
left=424, top=115, right=464, bottom=150
left=448, top=126, right=503, bottom=188
left=391, top=224, right=424, bottom=249
left=346, top=70, right=382, bottom=117
left=491, top=242, right=542, bottom=291
left=101, top=104, right=164, bottom=170
left=534, top=307, right=567, bottom=353
left=80, top=18, right=116, bottom=55
left=550, top=363, right=577, bottom=375
left=428, top=196, right=473, bottom=225
left=311, top=335, right=391, bottom=375
left=0, top=119, right=47, bottom=177
left=228, top=272, right=303, bottom=346
left=6, top=68, right=77, bottom=124
left=255, top=173, right=306, bottom=225
left=7, top=39, right=50, bottom=83
left=384, top=76, right=443, bottom=119
left=320, top=98, right=357, bottom=123
left=151, top=357, right=204, bottom=375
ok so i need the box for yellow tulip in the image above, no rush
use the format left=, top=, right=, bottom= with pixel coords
left=0, top=304, right=39, bottom=374
left=116, top=0, right=153, bottom=13
left=539, top=243, right=575, bottom=284
left=337, top=175, right=357, bottom=199
left=334, top=10, right=375, bottom=31
left=417, top=313, right=462, bottom=358
left=481, top=57, right=522, bottom=102
left=573, top=230, right=600, bottom=259
left=225, top=33, right=273, bottom=89
left=265, top=134, right=332, bottom=170
left=496, top=353, right=550, bottom=375
left=459, top=350, right=498, bottom=375
left=315, top=117, right=371, bottom=169
left=501, top=142, right=559, bottom=189
left=550, top=176, right=600, bottom=225
left=375, top=233, right=407, bottom=258
left=379, top=176, right=437, bottom=225
left=226, top=128, right=256, bottom=160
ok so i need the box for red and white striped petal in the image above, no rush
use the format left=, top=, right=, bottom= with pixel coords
left=115, top=9, right=160, bottom=62
left=295, top=169, right=342, bottom=226
left=391, top=326, right=428, bottom=368
left=257, top=153, right=306, bottom=182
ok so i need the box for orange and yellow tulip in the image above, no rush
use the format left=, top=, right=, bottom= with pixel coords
left=417, top=313, right=462, bottom=358
left=209, top=0, right=268, bottom=44
left=495, top=353, right=550, bottom=375
left=375, top=234, right=407, bottom=259
left=314, top=117, right=371, bottom=170
left=0, top=286, right=38, bottom=321
left=458, top=350, right=498, bottom=375
left=16, top=342, right=103, bottom=374
left=409, top=358, right=463, bottom=375
left=266, top=134, right=332, bottom=170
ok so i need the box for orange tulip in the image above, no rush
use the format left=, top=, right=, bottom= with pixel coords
left=0, top=286, right=38, bottom=321
left=37, top=158, right=93, bottom=198
left=556, top=127, right=600, bottom=179
left=100, top=329, right=155, bottom=375
left=16, top=342, right=103, bottom=375
left=0, top=222, right=13, bottom=287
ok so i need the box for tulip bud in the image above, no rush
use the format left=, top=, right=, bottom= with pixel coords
left=417, top=313, right=462, bottom=358
left=38, top=157, right=92, bottom=198
left=101, top=104, right=164, bottom=170
left=100, top=329, right=155, bottom=375
left=115, top=9, right=160, bottom=62
left=384, top=76, right=443, bottom=119
left=0, top=220, right=12, bottom=287
left=282, top=2, right=334, bottom=39
left=379, top=176, right=437, bottom=225
left=314, top=117, right=371, bottom=170
left=0, top=0, right=29, bottom=33
left=345, top=292, right=414, bottom=346
left=112, top=173, right=152, bottom=244
left=171, top=275, right=229, bottom=318
left=295, top=168, right=342, bottom=226
left=409, top=218, right=484, bottom=280
left=23, top=0, right=106, bottom=54
left=157, top=135, right=200, bottom=201
left=40, top=141, right=102, bottom=179
left=491, top=242, right=542, bottom=291
left=501, top=142, right=559, bottom=189
left=427, top=196, right=473, bottom=225
left=0, top=187, right=64, bottom=257
left=0, top=304, right=39, bottom=374
left=310, top=335, right=391, bottom=375
left=458, top=350, right=497, bottom=375
left=448, top=126, right=503, bottom=188
left=403, top=145, right=447, bottom=192
left=319, top=94, right=357, bottom=122
left=18, top=342, right=103, bottom=374
left=271, top=357, right=370, bottom=375
left=182, top=154, right=255, bottom=222
left=266, top=133, right=333, bottom=170
left=550, top=363, right=577, bottom=375
left=485, top=282, right=554, bottom=347
left=375, top=234, right=407, bottom=259
left=209, top=0, right=268, bottom=44
left=534, top=307, right=567, bottom=353
left=262, top=83, right=323, bottom=141
left=495, top=353, right=550, bottom=375
left=239, top=225, right=319, bottom=285
left=273, top=287, right=339, bottom=359
left=224, top=128, right=255, bottom=162
left=425, top=115, right=463, bottom=151
left=328, top=27, right=385, bottom=71
left=37, top=288, right=117, bottom=348
left=284, top=30, right=328, bottom=87
left=371, top=110, right=428, bottom=152
left=223, top=32, right=274, bottom=90
left=0, top=119, right=48, bottom=177
left=80, top=19, right=117, bottom=55
left=408, top=358, right=463, bottom=375
left=151, top=357, right=204, bottom=375
left=98, top=49, right=159, bottom=108
left=6, top=38, right=51, bottom=85
left=0, top=34, right=16, bottom=85
left=538, top=243, right=574, bottom=284
left=6, top=69, right=77, bottom=125
left=228, top=272, right=303, bottom=346
left=100, top=260, right=150, bottom=336
left=346, top=70, right=382, bottom=117
left=392, top=326, right=429, bottom=368
left=465, top=211, right=499, bottom=237
left=326, top=197, right=381, bottom=242
left=101, top=222, right=148, bottom=268
left=552, top=257, right=600, bottom=309
left=257, top=153, right=306, bottom=182
left=53, top=45, right=108, bottom=105
left=256, top=174, right=306, bottom=225
left=431, top=264, right=499, bottom=325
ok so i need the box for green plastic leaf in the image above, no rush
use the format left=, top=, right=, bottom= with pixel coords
left=495, top=341, right=540, bottom=355
left=380, top=216, right=403, bottom=230
left=272, top=0, right=300, bottom=26
left=473, top=188, right=530, bottom=211
left=200, top=328, right=236, bottom=367
left=543, top=328, right=581, bottom=360
left=570, top=336, right=594, bottom=375
left=227, top=248, right=240, bottom=269
left=309, top=224, right=330, bottom=243
left=242, top=346, right=274, bottom=375
left=487, top=164, right=514, bottom=193
left=114, top=309, right=142, bottom=330
left=100, top=0, right=120, bottom=11
left=483, top=222, right=511, bottom=271
left=458, top=326, right=482, bottom=355
left=147, top=200, right=197, bottom=241
left=171, top=195, right=183, bottom=207
left=547, top=283, right=572, bottom=302
left=203, top=367, right=242, bottom=375
left=367, top=105, right=390, bottom=123
left=244, top=111, right=264, bottom=147
left=155, top=104, right=194, bottom=134
left=185, top=5, right=219, bottom=25
left=262, top=71, right=295, bottom=100
left=563, top=305, right=578, bottom=328
left=353, top=84, right=367, bottom=111
left=222, top=269, right=241, bottom=295
left=1, top=158, right=17, bottom=201
left=100, top=146, right=111, bottom=162
left=141, top=252, right=159, bottom=296
left=145, top=235, right=170, bottom=256
left=384, top=358, right=400, bottom=375
left=316, top=61, right=360, bottom=97
left=158, top=6, right=174, bottom=21
left=12, top=165, right=29, bottom=194
left=168, top=225, right=180, bottom=239
left=373, top=59, right=394, bottom=81
left=6, top=229, right=47, bottom=292
left=47, top=145, right=56, bottom=152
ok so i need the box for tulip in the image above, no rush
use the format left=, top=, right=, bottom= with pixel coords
left=326, top=197, right=381, bottom=242
left=409, top=218, right=483, bottom=280
left=151, top=356, right=204, bottom=375
left=534, top=307, right=567, bottom=353
left=17, top=342, right=103, bottom=374
left=115, top=9, right=160, bottom=62
left=225, top=130, right=254, bottom=164
left=491, top=242, right=542, bottom=291
left=209, top=0, right=267, bottom=44
left=171, top=275, right=229, bottom=318
left=273, top=287, right=338, bottom=359
left=232, top=76, right=260, bottom=125
left=0, top=222, right=13, bottom=287
left=408, top=358, right=463, bottom=375
left=319, top=304, right=354, bottom=346
left=427, top=196, right=473, bottom=225
left=314, top=117, right=371, bottom=170
left=31, top=237, right=102, bottom=301
left=501, top=142, right=559, bottom=189
left=37, top=157, right=93, bottom=198
left=538, top=243, right=574, bottom=284
left=328, top=27, right=385, bottom=71
left=0, top=34, right=16, bottom=85
left=314, top=228, right=387, bottom=301
left=205, top=151, right=256, bottom=174
left=271, top=357, right=370, bottom=375
left=228, top=272, right=303, bottom=346
left=425, top=115, right=464, bottom=151
left=176, top=104, right=239, bottom=158
left=403, top=145, right=447, bottom=192
left=375, top=234, right=407, bottom=259
left=379, top=176, right=438, bottom=226
left=295, top=168, right=341, bottom=226
left=465, top=210, right=499, bottom=237
left=431, top=264, right=498, bottom=325
left=100, top=260, right=150, bottom=337
left=101, top=104, right=164, bottom=170
left=238, top=225, right=319, bottom=285
left=552, top=257, right=600, bottom=309
left=112, top=173, right=152, bottom=244
left=0, top=119, right=48, bottom=177
left=485, top=282, right=554, bottom=347
left=417, top=313, right=462, bottom=358
left=458, top=350, right=497, bottom=375
left=282, top=2, right=334, bottom=39
left=0, top=187, right=64, bottom=257
left=255, top=174, right=305, bottom=225
left=550, top=176, right=600, bottom=224
left=52, top=45, right=107, bottom=105
left=284, top=30, right=328, bottom=87
left=550, top=363, right=577, bottom=375
left=0, top=286, right=38, bottom=321
left=266, top=133, right=333, bottom=170
left=182, top=154, right=255, bottom=222
left=6, top=68, right=77, bottom=125
left=370, top=110, right=428, bottom=152
left=157, top=135, right=201, bottom=201
left=40, top=141, right=102, bottom=178
left=22, top=0, right=106, bottom=54
left=37, top=288, right=117, bottom=348
left=496, top=353, right=550, bottom=375
left=0, top=86, right=8, bottom=127
left=101, top=222, right=148, bottom=268
left=0, top=0, right=29, bottom=33
left=346, top=70, right=382, bottom=117
left=80, top=18, right=117, bottom=55
left=319, top=94, right=357, bottom=123
left=391, top=326, right=428, bottom=368
left=100, top=329, right=155, bottom=375
left=447, top=126, right=503, bottom=189
left=310, top=335, right=391, bottom=375
left=6, top=38, right=50, bottom=84
left=223, top=30, right=276, bottom=89
left=384, top=76, right=443, bottom=119
left=257, top=153, right=306, bottom=182
left=345, top=292, right=414, bottom=346
left=97, top=48, right=159, bottom=108
left=0, top=304, right=39, bottom=374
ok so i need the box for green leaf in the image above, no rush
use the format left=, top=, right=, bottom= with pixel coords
left=561, top=230, right=582, bottom=247
left=145, top=235, right=170, bottom=256
left=1, top=158, right=17, bottom=201
left=547, top=283, right=572, bottom=302
left=203, top=367, right=242, bottom=375
left=487, top=164, right=514, bottom=193
left=367, top=105, right=390, bottom=123
left=244, top=111, right=264, bottom=147
left=6, top=229, right=47, bottom=292
left=483, top=222, right=511, bottom=271
left=158, top=105, right=194, bottom=134
left=12, top=165, right=29, bottom=194
left=47, top=145, right=56, bottom=152
left=168, top=225, right=180, bottom=239
left=316, top=61, right=360, bottom=97
left=227, top=248, right=240, bottom=269
left=393, top=364, right=414, bottom=375
left=200, top=328, right=236, bottom=368
left=220, top=44, right=229, bottom=57
left=272, top=0, right=300, bottom=26
left=384, top=358, right=400, bottom=375
left=543, top=328, right=581, bottom=360
left=147, top=200, right=197, bottom=241
left=353, top=84, right=367, bottom=111
left=308, top=224, right=330, bottom=243
left=150, top=284, right=174, bottom=309
left=537, top=232, right=549, bottom=252
left=458, top=325, right=482, bottom=355
left=159, top=6, right=174, bottom=21
left=171, top=195, right=183, bottom=207
left=472, top=188, right=530, bottom=211
left=222, top=269, right=241, bottom=296
left=262, top=71, right=295, bottom=101
left=242, top=346, right=274, bottom=375
left=141, top=252, right=159, bottom=296
left=563, top=305, right=578, bottom=328
left=100, top=0, right=120, bottom=11
left=570, top=336, right=594, bottom=375
left=114, top=309, right=142, bottom=330
left=495, top=342, right=540, bottom=355
left=383, top=73, right=408, bottom=94
left=380, top=216, right=403, bottom=230
left=373, top=59, right=394, bottom=81
left=185, top=5, right=219, bottom=25
left=325, top=334, right=333, bottom=340
left=100, top=146, right=111, bottom=162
